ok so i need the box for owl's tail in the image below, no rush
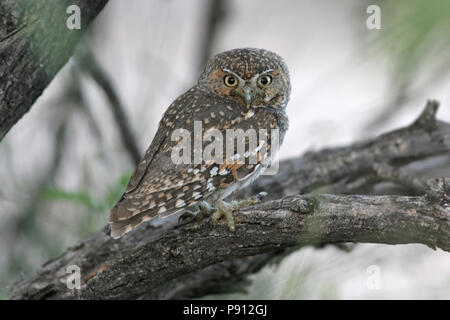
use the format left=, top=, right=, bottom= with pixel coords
left=109, top=192, right=190, bottom=238
left=109, top=200, right=154, bottom=239
left=109, top=211, right=150, bottom=239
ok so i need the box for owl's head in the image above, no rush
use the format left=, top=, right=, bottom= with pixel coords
left=198, top=48, right=291, bottom=109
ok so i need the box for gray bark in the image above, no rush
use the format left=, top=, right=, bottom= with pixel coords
left=0, top=0, right=108, bottom=141
left=9, top=101, right=450, bottom=299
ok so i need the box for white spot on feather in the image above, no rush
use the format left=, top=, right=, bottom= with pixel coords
left=193, top=192, right=202, bottom=200
left=207, top=181, right=215, bottom=191
left=176, top=199, right=185, bottom=208
left=158, top=207, right=167, bottom=214
left=210, top=166, right=218, bottom=176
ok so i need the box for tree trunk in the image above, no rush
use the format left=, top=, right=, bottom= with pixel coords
left=0, top=0, right=108, bottom=141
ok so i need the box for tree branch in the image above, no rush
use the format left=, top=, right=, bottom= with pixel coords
left=198, top=0, right=228, bottom=71
left=75, top=42, right=142, bottom=165
left=0, top=0, right=108, bottom=141
left=9, top=101, right=450, bottom=299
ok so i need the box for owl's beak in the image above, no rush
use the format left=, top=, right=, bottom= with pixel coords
left=242, top=87, right=253, bottom=106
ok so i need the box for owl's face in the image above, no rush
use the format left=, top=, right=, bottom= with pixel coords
left=198, top=48, right=291, bottom=109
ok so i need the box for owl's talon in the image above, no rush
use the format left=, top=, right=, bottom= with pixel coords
left=210, top=197, right=263, bottom=231
left=178, top=211, right=195, bottom=224
left=196, top=201, right=217, bottom=221
left=178, top=202, right=217, bottom=225
left=199, top=201, right=217, bottom=215
left=211, top=201, right=235, bottom=231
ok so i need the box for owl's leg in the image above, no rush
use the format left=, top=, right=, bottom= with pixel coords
left=196, top=201, right=217, bottom=220
left=211, top=200, right=235, bottom=231
left=178, top=201, right=217, bottom=224
left=211, top=196, right=262, bottom=231
left=178, top=210, right=195, bottom=223
left=180, top=194, right=265, bottom=229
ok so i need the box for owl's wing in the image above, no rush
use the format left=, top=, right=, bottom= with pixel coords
left=109, top=154, right=263, bottom=239
left=109, top=170, right=214, bottom=237
left=124, top=124, right=167, bottom=194
left=109, top=88, right=206, bottom=238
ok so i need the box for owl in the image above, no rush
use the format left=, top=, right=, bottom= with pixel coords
left=109, top=48, right=291, bottom=238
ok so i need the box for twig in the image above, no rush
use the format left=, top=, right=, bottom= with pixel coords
left=372, top=162, right=428, bottom=193
left=198, top=0, right=228, bottom=70
left=76, top=42, right=142, bottom=166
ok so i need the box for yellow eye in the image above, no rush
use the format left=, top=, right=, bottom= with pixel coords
left=224, top=75, right=238, bottom=87
left=258, top=75, right=272, bottom=86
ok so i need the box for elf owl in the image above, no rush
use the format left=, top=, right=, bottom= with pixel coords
left=109, top=48, right=291, bottom=238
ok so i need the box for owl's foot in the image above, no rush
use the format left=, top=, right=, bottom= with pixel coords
left=178, top=201, right=217, bottom=224
left=180, top=195, right=264, bottom=230
left=211, top=196, right=264, bottom=231
left=211, top=200, right=235, bottom=231
left=197, top=201, right=217, bottom=220
left=178, top=210, right=195, bottom=224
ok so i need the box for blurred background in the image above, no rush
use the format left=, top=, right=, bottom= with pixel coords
left=1, top=0, right=450, bottom=299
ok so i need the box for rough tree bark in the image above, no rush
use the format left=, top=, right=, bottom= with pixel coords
left=0, top=0, right=108, bottom=141
left=9, top=101, right=450, bottom=300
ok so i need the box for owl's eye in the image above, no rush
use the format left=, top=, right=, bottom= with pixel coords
left=258, top=75, right=272, bottom=86
left=224, top=75, right=238, bottom=87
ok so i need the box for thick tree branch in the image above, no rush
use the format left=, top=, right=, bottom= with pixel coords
left=246, top=101, right=449, bottom=200
left=9, top=101, right=450, bottom=299
left=0, top=0, right=108, bottom=141
left=10, top=190, right=450, bottom=300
